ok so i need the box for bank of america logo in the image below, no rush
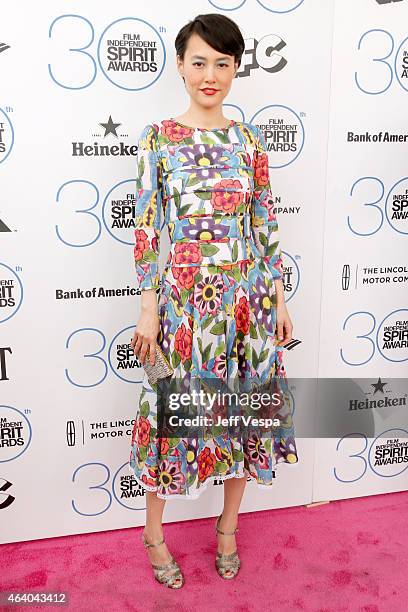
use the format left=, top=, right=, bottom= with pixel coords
left=281, top=338, right=302, bottom=350
left=342, top=264, right=351, bottom=290
left=0, top=43, right=10, bottom=54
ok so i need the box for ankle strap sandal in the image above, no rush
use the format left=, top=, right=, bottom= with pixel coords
left=215, top=514, right=241, bottom=580
left=141, top=531, right=184, bottom=589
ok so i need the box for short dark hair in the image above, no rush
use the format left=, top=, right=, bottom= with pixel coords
left=175, top=13, right=245, bottom=68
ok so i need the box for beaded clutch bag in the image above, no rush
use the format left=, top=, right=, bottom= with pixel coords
left=142, top=344, right=174, bottom=386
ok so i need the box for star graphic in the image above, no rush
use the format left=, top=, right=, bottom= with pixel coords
left=371, top=377, right=388, bottom=394
left=99, top=115, right=121, bottom=137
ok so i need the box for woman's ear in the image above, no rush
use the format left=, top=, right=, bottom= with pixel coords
left=176, top=54, right=184, bottom=78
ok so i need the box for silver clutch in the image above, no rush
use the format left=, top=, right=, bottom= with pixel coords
left=142, top=344, right=174, bottom=386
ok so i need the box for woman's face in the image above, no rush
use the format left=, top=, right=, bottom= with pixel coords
left=177, top=33, right=238, bottom=109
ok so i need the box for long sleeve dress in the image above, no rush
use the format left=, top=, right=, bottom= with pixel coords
left=129, top=117, right=298, bottom=500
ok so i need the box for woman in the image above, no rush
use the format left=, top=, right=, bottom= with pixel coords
left=129, top=13, right=299, bottom=588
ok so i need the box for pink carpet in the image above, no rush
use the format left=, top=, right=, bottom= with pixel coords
left=1, top=491, right=407, bottom=611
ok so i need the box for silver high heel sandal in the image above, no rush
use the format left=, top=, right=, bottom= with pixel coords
left=141, top=531, right=185, bottom=589
left=215, top=514, right=241, bottom=579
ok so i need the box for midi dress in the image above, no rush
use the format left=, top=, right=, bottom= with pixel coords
left=129, top=117, right=299, bottom=500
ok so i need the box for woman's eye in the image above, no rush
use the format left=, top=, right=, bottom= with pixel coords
left=193, top=62, right=203, bottom=67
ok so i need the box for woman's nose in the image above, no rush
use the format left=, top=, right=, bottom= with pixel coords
left=204, top=66, right=216, bottom=82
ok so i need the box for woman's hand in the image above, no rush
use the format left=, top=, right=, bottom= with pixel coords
left=131, top=305, right=160, bottom=366
left=275, top=302, right=293, bottom=343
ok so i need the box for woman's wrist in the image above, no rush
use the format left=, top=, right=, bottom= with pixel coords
left=274, top=278, right=285, bottom=306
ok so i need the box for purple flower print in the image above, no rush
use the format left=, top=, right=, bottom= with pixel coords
left=160, top=316, right=172, bottom=353
left=247, top=435, right=269, bottom=469
left=251, top=277, right=274, bottom=334
left=195, top=274, right=226, bottom=318
left=157, top=458, right=185, bottom=495
left=182, top=217, right=229, bottom=241
left=178, top=144, right=227, bottom=179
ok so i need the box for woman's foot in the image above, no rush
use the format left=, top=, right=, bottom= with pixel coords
left=143, top=528, right=173, bottom=565
left=216, top=515, right=238, bottom=555
left=215, top=514, right=241, bottom=580
left=142, top=527, right=184, bottom=589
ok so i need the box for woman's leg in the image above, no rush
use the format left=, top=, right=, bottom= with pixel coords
left=143, top=492, right=173, bottom=565
left=217, top=476, right=247, bottom=555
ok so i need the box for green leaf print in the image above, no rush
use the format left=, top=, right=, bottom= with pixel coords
left=229, top=266, right=241, bottom=282
left=172, top=351, right=181, bottom=369
left=215, top=461, right=229, bottom=474
left=249, top=321, right=258, bottom=339
left=266, top=241, right=279, bottom=257
left=143, top=251, right=157, bottom=263
left=232, top=449, right=244, bottom=462
left=169, top=437, right=180, bottom=448
left=214, top=341, right=225, bottom=357
left=200, top=243, right=219, bottom=257
left=187, top=173, right=201, bottom=187
left=207, top=265, right=219, bottom=275
left=180, top=288, right=189, bottom=305
left=252, top=347, right=259, bottom=370
left=264, top=439, right=272, bottom=454
left=215, top=131, right=230, bottom=144
left=194, top=189, right=213, bottom=200
left=139, top=401, right=150, bottom=418
left=202, top=316, right=213, bottom=331
left=200, top=134, right=217, bottom=145
left=245, top=342, right=251, bottom=360
left=259, top=231, right=268, bottom=247
left=259, top=348, right=269, bottom=363
left=138, top=446, right=147, bottom=462
left=202, top=343, right=213, bottom=364
left=258, top=324, right=267, bottom=342
left=187, top=472, right=196, bottom=486
left=232, top=240, right=238, bottom=261
left=178, top=203, right=192, bottom=217
left=211, top=425, right=225, bottom=437
left=173, top=186, right=181, bottom=207
left=138, top=155, right=145, bottom=179
left=210, top=320, right=226, bottom=335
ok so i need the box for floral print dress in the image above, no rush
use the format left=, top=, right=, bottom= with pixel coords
left=129, top=117, right=299, bottom=500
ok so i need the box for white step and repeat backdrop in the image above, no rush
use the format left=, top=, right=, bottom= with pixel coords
left=1, top=0, right=407, bottom=544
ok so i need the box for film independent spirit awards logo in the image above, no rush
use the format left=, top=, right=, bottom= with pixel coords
left=251, top=105, right=305, bottom=169
left=0, top=107, right=14, bottom=164
left=0, top=263, right=23, bottom=323
left=97, top=18, right=166, bottom=90
left=350, top=378, right=408, bottom=477
left=0, top=406, right=32, bottom=463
